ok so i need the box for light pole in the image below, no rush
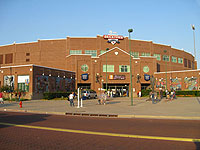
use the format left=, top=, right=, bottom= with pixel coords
left=106, top=48, right=109, bottom=91
left=191, top=25, right=196, bottom=62
left=128, top=29, right=133, bottom=106
left=164, top=50, right=167, bottom=91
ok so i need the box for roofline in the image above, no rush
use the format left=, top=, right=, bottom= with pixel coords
left=154, top=69, right=200, bottom=74
left=67, top=37, right=97, bottom=38
left=66, top=54, right=92, bottom=58
left=98, top=47, right=140, bottom=59
left=0, top=64, right=75, bottom=73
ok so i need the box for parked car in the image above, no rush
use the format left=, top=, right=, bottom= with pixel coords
left=82, top=90, right=97, bottom=99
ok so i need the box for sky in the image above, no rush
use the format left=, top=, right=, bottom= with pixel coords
left=0, top=0, right=200, bottom=68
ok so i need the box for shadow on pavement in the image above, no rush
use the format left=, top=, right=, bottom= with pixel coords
left=106, top=101, right=121, bottom=104
left=0, top=102, right=18, bottom=107
left=196, top=97, right=200, bottom=104
left=193, top=140, right=200, bottom=150
left=0, top=111, right=50, bottom=129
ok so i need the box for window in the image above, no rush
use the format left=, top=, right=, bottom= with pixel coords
left=171, top=56, right=177, bottom=63
left=153, top=54, right=161, bottom=60
left=143, top=66, right=150, bottom=73
left=81, top=64, right=89, bottom=72
left=17, top=75, right=29, bottom=92
left=26, top=59, right=30, bottom=62
left=70, top=50, right=82, bottom=55
left=85, top=50, right=97, bottom=57
left=141, top=52, right=151, bottom=57
left=5, top=53, right=13, bottom=64
left=192, top=61, right=194, bottom=69
left=119, top=65, right=130, bottom=72
left=157, top=63, right=160, bottom=72
left=184, top=58, right=187, bottom=67
left=100, top=50, right=106, bottom=55
left=178, top=58, right=183, bottom=64
left=163, top=55, right=170, bottom=61
left=103, top=65, right=114, bottom=72
left=130, top=52, right=139, bottom=58
left=0, top=55, right=3, bottom=64
left=188, top=60, right=191, bottom=68
left=26, top=53, right=30, bottom=56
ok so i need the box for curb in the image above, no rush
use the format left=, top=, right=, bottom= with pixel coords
left=1, top=109, right=200, bottom=120
left=1, top=109, right=66, bottom=116
left=118, top=115, right=200, bottom=120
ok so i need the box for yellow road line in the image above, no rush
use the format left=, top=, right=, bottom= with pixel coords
left=0, top=122, right=199, bottom=143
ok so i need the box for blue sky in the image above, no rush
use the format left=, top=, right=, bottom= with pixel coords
left=0, top=0, right=200, bottom=68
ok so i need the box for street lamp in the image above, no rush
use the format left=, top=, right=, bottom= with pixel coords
left=128, top=29, right=133, bottom=106
left=191, top=25, right=196, bottom=61
left=106, top=48, right=109, bottom=91
left=164, top=50, right=167, bottom=91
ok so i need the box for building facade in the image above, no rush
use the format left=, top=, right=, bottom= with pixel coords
left=0, top=64, right=75, bottom=99
left=0, top=34, right=199, bottom=98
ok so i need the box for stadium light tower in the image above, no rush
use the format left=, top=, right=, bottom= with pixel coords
left=128, top=29, right=133, bottom=106
left=191, top=24, right=196, bottom=61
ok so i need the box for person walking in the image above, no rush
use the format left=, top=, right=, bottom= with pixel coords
left=138, top=91, right=142, bottom=98
left=15, top=92, right=18, bottom=101
left=18, top=91, right=21, bottom=101
left=103, top=91, right=107, bottom=105
left=160, top=89, right=163, bottom=100
left=0, top=91, right=4, bottom=104
left=69, top=92, right=74, bottom=106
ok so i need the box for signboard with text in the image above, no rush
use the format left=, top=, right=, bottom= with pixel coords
left=103, top=31, right=124, bottom=45
left=109, top=75, right=126, bottom=80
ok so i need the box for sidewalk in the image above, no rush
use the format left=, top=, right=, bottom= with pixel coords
left=0, top=97, right=200, bottom=120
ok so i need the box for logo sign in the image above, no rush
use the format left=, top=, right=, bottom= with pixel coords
left=109, top=75, right=126, bottom=80
left=103, top=31, right=124, bottom=45
left=81, top=73, right=89, bottom=81
left=144, top=74, right=150, bottom=81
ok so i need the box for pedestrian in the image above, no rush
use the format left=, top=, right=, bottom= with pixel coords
left=151, top=92, right=155, bottom=104
left=173, top=90, right=177, bottom=99
left=0, top=91, right=4, bottom=104
left=138, top=91, right=142, bottom=98
left=69, top=92, right=74, bottom=106
left=103, top=91, right=107, bottom=105
left=170, top=90, right=174, bottom=100
left=160, top=89, right=163, bottom=100
left=166, top=90, right=169, bottom=99
left=15, top=92, right=18, bottom=101
left=99, top=92, right=104, bottom=105
left=19, top=91, right=21, bottom=101
left=110, top=91, right=113, bottom=98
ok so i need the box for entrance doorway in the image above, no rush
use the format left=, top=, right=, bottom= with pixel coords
left=141, top=83, right=150, bottom=90
left=103, top=84, right=129, bottom=97
left=77, top=83, right=91, bottom=89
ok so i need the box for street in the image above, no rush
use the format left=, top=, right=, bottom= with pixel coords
left=0, top=111, right=200, bottom=150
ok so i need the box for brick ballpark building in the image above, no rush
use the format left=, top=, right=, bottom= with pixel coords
left=0, top=34, right=199, bottom=99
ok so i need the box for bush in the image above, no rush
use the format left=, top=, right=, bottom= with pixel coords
left=43, top=92, right=71, bottom=100
left=175, top=90, right=200, bottom=97
left=141, top=90, right=200, bottom=97
left=0, top=86, right=10, bottom=92
left=141, top=89, right=152, bottom=97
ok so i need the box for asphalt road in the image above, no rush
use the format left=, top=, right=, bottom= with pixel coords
left=0, top=111, right=200, bottom=150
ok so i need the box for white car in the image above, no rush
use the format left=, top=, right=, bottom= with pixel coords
left=82, top=90, right=97, bottom=99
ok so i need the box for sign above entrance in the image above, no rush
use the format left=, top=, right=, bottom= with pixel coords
left=144, top=74, right=150, bottom=81
left=81, top=73, right=89, bottom=81
left=103, top=31, right=124, bottom=45
left=109, top=75, right=126, bottom=80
